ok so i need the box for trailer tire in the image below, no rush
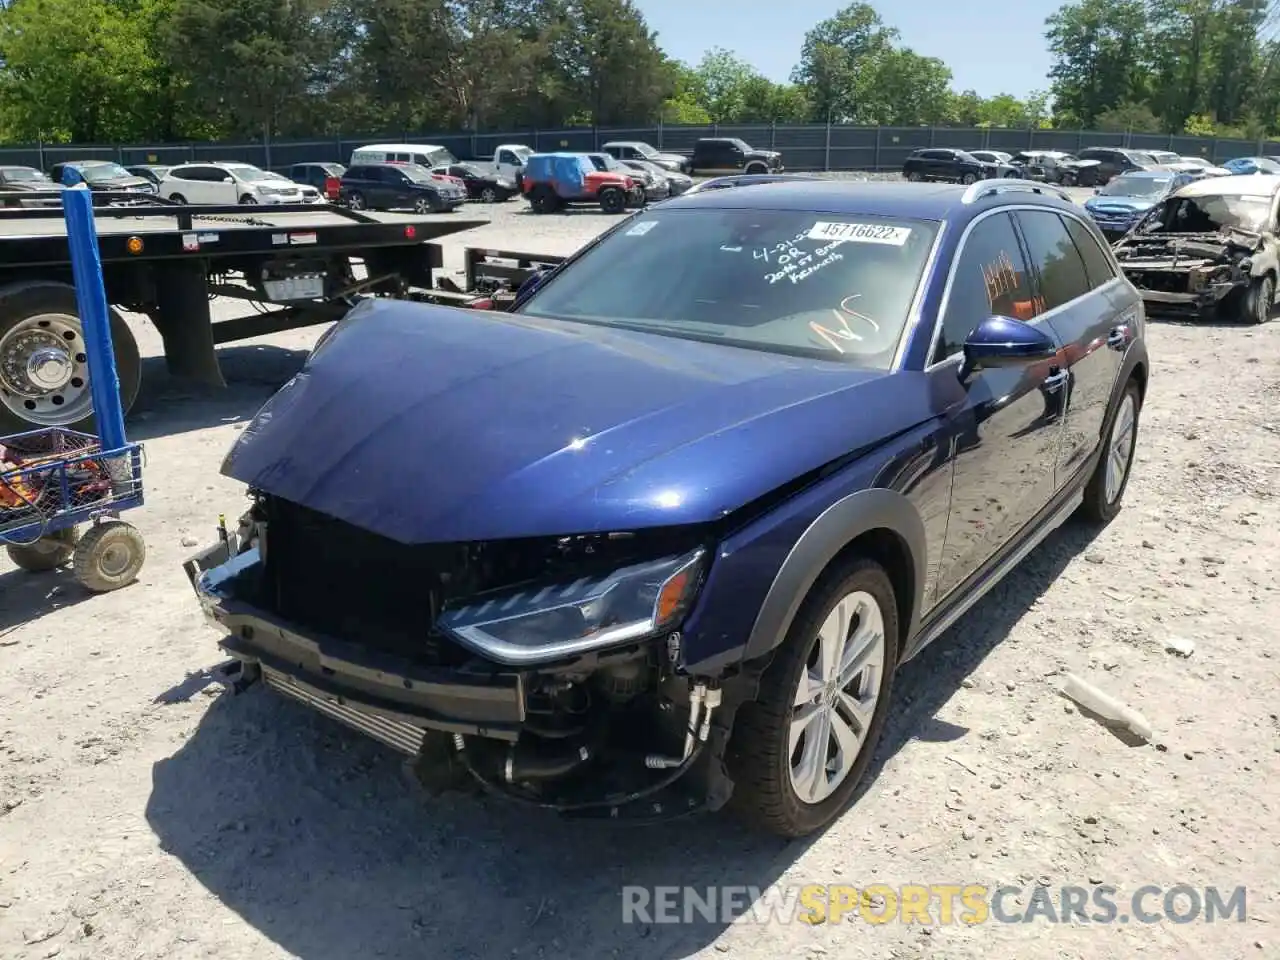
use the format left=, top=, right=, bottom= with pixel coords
left=72, top=520, right=145, bottom=593
left=5, top=527, right=79, bottom=572
left=0, top=281, right=142, bottom=435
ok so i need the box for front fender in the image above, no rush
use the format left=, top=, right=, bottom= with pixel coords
left=740, top=487, right=927, bottom=665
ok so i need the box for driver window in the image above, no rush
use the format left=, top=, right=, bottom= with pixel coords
left=934, top=212, right=1037, bottom=363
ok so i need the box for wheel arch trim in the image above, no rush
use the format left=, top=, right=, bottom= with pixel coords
left=742, top=487, right=927, bottom=664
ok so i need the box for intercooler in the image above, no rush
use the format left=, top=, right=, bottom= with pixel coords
left=261, top=665, right=428, bottom=756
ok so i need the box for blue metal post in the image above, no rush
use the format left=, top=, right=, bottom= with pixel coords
left=60, top=174, right=126, bottom=450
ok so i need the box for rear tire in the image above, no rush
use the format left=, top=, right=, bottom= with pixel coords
left=346, top=192, right=365, bottom=211
left=0, top=281, right=142, bottom=435
left=1078, top=379, right=1141, bottom=525
left=5, top=527, right=79, bottom=572
left=906, top=171, right=923, bottom=182
left=960, top=172, right=978, bottom=185
left=727, top=557, right=899, bottom=838
left=529, top=189, right=559, bottom=214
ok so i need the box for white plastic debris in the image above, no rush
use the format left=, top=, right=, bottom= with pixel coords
left=1060, top=672, right=1154, bottom=742
left=1164, top=637, right=1196, bottom=657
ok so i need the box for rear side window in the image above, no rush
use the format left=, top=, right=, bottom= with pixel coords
left=1062, top=215, right=1117, bottom=288
left=1015, top=210, right=1093, bottom=310
left=936, top=212, right=1037, bottom=362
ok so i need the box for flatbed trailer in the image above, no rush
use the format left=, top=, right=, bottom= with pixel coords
left=0, top=191, right=486, bottom=433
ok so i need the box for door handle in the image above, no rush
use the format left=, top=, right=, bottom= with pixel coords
left=1107, top=324, right=1131, bottom=350
left=1043, top=367, right=1070, bottom=392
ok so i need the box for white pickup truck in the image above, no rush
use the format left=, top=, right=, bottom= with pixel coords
left=486, top=144, right=534, bottom=183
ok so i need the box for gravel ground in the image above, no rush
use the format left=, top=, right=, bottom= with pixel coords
left=2, top=182, right=1279, bottom=960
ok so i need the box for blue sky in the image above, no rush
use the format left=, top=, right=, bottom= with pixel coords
left=635, top=0, right=1056, bottom=100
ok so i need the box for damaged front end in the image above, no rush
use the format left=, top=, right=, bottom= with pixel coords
left=183, top=493, right=742, bottom=822
left=1113, top=227, right=1264, bottom=320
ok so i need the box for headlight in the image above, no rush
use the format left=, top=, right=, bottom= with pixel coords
left=438, top=548, right=707, bottom=666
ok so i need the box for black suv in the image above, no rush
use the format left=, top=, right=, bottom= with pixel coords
left=1073, top=147, right=1158, bottom=186
left=901, top=148, right=996, bottom=184
left=687, top=138, right=783, bottom=176
left=338, top=163, right=466, bottom=213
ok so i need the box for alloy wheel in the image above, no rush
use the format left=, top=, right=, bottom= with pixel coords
left=1104, top=393, right=1137, bottom=505
left=788, top=590, right=886, bottom=804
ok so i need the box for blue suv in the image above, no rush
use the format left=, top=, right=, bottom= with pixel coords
left=185, top=177, right=1148, bottom=838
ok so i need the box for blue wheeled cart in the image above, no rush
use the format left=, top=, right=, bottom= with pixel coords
left=0, top=179, right=146, bottom=592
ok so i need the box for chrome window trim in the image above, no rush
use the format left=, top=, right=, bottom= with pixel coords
left=889, top=219, right=951, bottom=370
left=922, top=204, right=1121, bottom=372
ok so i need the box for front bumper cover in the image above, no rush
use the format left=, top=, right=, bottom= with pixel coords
left=184, top=544, right=526, bottom=749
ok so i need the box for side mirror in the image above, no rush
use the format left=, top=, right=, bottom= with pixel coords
left=223, top=177, right=234, bottom=184
left=1093, top=187, right=1100, bottom=194
left=959, top=316, right=1057, bottom=380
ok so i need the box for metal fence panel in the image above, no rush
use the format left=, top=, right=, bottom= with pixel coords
left=14, top=123, right=1280, bottom=175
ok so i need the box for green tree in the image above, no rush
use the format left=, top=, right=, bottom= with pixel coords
left=791, top=2, right=897, bottom=122
left=0, top=0, right=156, bottom=141
left=1045, top=0, right=1149, bottom=127
left=1094, top=100, right=1163, bottom=131
left=159, top=0, right=333, bottom=138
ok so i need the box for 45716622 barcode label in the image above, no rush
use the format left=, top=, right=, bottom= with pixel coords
left=806, top=222, right=912, bottom=246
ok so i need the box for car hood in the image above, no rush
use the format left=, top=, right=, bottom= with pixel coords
left=221, top=299, right=933, bottom=544
left=651, top=153, right=687, bottom=165
left=1086, top=196, right=1157, bottom=213
left=89, top=176, right=152, bottom=190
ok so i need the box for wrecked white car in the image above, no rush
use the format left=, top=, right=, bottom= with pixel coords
left=1111, top=173, right=1280, bottom=323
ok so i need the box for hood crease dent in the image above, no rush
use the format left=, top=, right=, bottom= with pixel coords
left=221, top=299, right=929, bottom=544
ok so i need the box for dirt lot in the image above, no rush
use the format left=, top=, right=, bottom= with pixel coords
left=2, top=186, right=1279, bottom=960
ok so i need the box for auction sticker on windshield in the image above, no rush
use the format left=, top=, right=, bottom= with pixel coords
left=807, top=222, right=912, bottom=246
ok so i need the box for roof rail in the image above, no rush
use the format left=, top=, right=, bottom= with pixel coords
left=960, top=178, right=1074, bottom=204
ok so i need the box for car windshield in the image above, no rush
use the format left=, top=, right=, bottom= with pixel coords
left=1148, top=194, right=1272, bottom=233
left=517, top=207, right=939, bottom=367
left=3, top=167, right=47, bottom=181
left=76, top=163, right=132, bottom=182
left=955, top=151, right=980, bottom=163
left=399, top=163, right=434, bottom=183
left=729, top=139, right=753, bottom=153
left=1100, top=176, right=1171, bottom=199
left=631, top=143, right=659, bottom=158
left=226, top=166, right=274, bottom=182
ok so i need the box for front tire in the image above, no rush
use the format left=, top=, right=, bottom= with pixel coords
left=598, top=188, right=626, bottom=214
left=169, top=193, right=188, bottom=205
left=413, top=196, right=434, bottom=215
left=1243, top=274, right=1274, bottom=324
left=346, top=192, right=365, bottom=211
left=239, top=194, right=258, bottom=205
left=745, top=162, right=768, bottom=174
left=72, top=520, right=146, bottom=593
left=906, top=171, right=923, bottom=182
left=1078, top=379, right=1141, bottom=525
left=728, top=557, right=899, bottom=838
left=960, top=172, right=978, bottom=185
left=480, top=186, right=498, bottom=203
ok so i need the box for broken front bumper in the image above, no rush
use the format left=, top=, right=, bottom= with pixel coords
left=1130, top=282, right=1238, bottom=318
left=183, top=543, right=525, bottom=755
